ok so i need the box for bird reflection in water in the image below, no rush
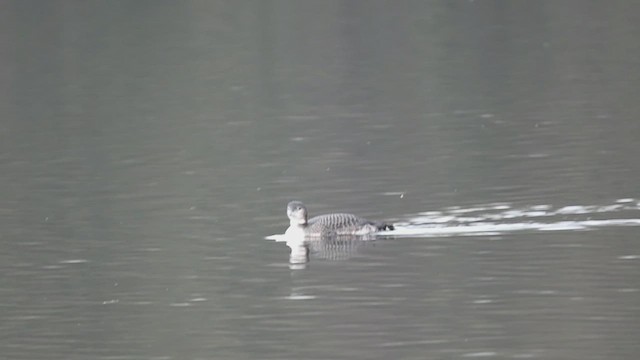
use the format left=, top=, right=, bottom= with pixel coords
left=278, top=232, right=381, bottom=267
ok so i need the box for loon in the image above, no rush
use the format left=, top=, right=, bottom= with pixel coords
left=285, top=201, right=394, bottom=237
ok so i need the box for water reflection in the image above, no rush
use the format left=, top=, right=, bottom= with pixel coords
left=286, top=236, right=309, bottom=265
left=269, top=232, right=383, bottom=267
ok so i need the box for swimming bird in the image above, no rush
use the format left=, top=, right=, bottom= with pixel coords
left=285, top=200, right=394, bottom=237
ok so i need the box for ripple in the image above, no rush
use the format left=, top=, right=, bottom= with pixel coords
left=284, top=294, right=317, bottom=300
left=58, top=259, right=88, bottom=264
left=462, top=352, right=498, bottom=357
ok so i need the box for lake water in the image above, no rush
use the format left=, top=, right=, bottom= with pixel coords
left=1, top=1, right=639, bottom=359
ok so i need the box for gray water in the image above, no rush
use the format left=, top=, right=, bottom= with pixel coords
left=2, top=1, right=640, bottom=359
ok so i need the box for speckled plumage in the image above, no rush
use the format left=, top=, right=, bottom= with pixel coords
left=306, top=213, right=379, bottom=234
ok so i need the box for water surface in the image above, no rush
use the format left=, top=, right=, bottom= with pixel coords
left=1, top=1, right=640, bottom=359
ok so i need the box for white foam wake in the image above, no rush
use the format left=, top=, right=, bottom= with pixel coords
left=389, top=198, right=640, bottom=237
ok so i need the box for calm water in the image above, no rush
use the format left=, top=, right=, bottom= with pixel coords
left=1, top=1, right=640, bottom=359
